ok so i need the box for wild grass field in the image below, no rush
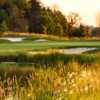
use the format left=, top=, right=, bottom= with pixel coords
left=0, top=35, right=100, bottom=100
left=0, top=52, right=100, bottom=100
left=0, top=56, right=100, bottom=100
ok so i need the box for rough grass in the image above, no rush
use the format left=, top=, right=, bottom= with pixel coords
left=2, top=32, right=100, bottom=40
left=0, top=52, right=100, bottom=66
left=0, top=52, right=100, bottom=100
left=0, top=61, right=100, bottom=100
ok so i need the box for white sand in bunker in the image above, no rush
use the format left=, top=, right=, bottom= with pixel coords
left=35, top=39, right=49, bottom=42
left=1, top=37, right=26, bottom=42
left=0, top=37, right=49, bottom=42
left=29, top=48, right=97, bottom=55
left=58, top=48, right=97, bottom=54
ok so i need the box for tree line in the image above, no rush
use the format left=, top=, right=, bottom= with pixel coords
left=0, top=0, right=91, bottom=37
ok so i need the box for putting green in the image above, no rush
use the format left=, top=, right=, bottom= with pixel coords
left=0, top=40, right=100, bottom=52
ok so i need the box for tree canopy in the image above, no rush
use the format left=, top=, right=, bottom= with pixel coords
left=0, top=0, right=91, bottom=37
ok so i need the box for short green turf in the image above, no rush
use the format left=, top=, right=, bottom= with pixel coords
left=0, top=38, right=100, bottom=52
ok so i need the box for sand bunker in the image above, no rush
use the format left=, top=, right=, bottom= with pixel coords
left=1, top=37, right=25, bottom=42
left=35, top=39, right=49, bottom=42
left=58, top=48, right=97, bottom=54
left=29, top=48, right=97, bottom=55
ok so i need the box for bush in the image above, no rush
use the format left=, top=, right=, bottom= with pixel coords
left=0, top=20, right=8, bottom=32
left=72, top=24, right=91, bottom=37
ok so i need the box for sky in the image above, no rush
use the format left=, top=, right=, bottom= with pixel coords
left=41, top=0, right=100, bottom=26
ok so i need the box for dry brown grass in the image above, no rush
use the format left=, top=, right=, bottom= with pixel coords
left=0, top=62, right=100, bottom=100
left=3, top=32, right=100, bottom=40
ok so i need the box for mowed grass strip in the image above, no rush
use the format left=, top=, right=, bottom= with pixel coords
left=0, top=40, right=100, bottom=51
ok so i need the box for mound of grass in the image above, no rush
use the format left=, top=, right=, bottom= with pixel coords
left=0, top=39, right=11, bottom=43
left=24, top=36, right=56, bottom=41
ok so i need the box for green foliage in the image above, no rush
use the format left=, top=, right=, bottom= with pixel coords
left=0, top=0, right=91, bottom=37
left=72, top=24, right=91, bottom=37
left=0, top=9, right=9, bottom=22
left=55, top=23, right=64, bottom=36
left=40, top=9, right=69, bottom=36
left=0, top=20, right=8, bottom=32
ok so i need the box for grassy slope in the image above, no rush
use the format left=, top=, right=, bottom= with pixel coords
left=0, top=40, right=100, bottom=52
left=0, top=39, right=11, bottom=43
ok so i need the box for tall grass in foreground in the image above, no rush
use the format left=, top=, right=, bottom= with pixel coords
left=0, top=61, right=100, bottom=100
